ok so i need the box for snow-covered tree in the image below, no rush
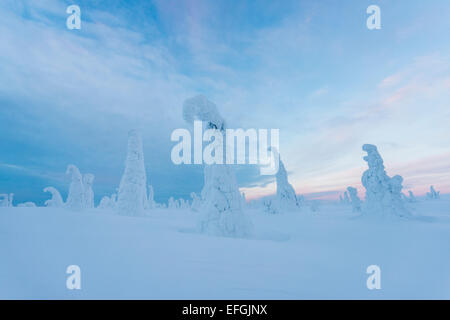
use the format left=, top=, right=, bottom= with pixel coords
left=147, top=185, right=155, bottom=209
left=408, top=191, right=417, bottom=202
left=361, top=144, right=410, bottom=218
left=190, top=192, right=201, bottom=212
left=43, top=187, right=64, bottom=208
left=339, top=195, right=344, bottom=204
left=8, top=193, right=13, bottom=207
left=116, top=130, right=148, bottom=216
left=347, top=186, right=362, bottom=212
left=65, top=164, right=85, bottom=210
left=183, top=95, right=252, bottom=237
left=263, top=199, right=277, bottom=214
left=83, top=173, right=95, bottom=209
left=426, top=185, right=440, bottom=200
left=343, top=191, right=350, bottom=204
left=273, top=151, right=301, bottom=213
left=178, top=198, right=190, bottom=209
left=98, top=196, right=111, bottom=209
left=0, top=194, right=8, bottom=207
left=168, top=197, right=176, bottom=209
left=241, top=192, right=247, bottom=209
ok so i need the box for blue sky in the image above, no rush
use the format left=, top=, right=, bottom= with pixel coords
left=0, top=0, right=449, bottom=205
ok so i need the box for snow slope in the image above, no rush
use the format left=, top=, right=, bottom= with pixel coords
left=1, top=198, right=449, bottom=299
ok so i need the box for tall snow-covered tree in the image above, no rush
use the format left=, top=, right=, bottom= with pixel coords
left=272, top=149, right=301, bottom=212
left=65, top=164, right=85, bottom=210
left=83, top=174, right=95, bottom=209
left=43, top=187, right=64, bottom=208
left=147, top=185, right=155, bottom=209
left=361, top=144, right=410, bottom=218
left=116, top=130, right=148, bottom=216
left=347, top=186, right=362, bottom=212
left=183, top=95, right=252, bottom=237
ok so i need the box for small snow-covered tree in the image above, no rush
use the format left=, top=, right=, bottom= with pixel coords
left=183, top=95, right=252, bottom=237
left=241, top=192, right=247, bottom=209
left=43, top=187, right=64, bottom=207
left=426, top=185, right=440, bottom=200
left=98, top=196, right=111, bottom=209
left=83, top=173, right=95, bottom=209
left=147, top=185, right=155, bottom=209
left=8, top=193, right=13, bottom=207
left=168, top=197, right=176, bottom=209
left=343, top=191, right=350, bottom=204
left=116, top=130, right=148, bottom=216
left=408, top=191, right=417, bottom=202
left=263, top=199, right=277, bottom=214
left=339, top=195, right=344, bottom=204
left=347, top=186, right=362, bottom=212
left=361, top=144, right=410, bottom=218
left=65, top=164, right=85, bottom=210
left=98, top=193, right=117, bottom=210
left=0, top=194, right=8, bottom=207
left=190, top=192, right=201, bottom=211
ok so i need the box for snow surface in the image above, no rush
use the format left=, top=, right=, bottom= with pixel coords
left=1, top=197, right=449, bottom=299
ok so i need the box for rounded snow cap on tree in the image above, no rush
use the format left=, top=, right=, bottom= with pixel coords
left=66, top=164, right=82, bottom=178
left=362, top=144, right=384, bottom=168
left=183, top=95, right=225, bottom=130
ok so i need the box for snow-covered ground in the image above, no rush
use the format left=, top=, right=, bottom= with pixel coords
left=1, top=197, right=449, bottom=299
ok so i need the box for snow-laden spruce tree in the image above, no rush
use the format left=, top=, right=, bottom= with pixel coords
left=361, top=144, right=410, bottom=218
left=65, top=164, right=85, bottom=210
left=183, top=95, right=252, bottom=237
left=43, top=187, right=64, bottom=207
left=426, top=186, right=440, bottom=200
left=98, top=196, right=111, bottom=209
left=83, top=174, right=95, bottom=209
left=98, top=193, right=117, bottom=210
left=190, top=192, right=201, bottom=212
left=272, top=149, right=301, bottom=212
left=343, top=191, right=350, bottom=204
left=116, top=130, right=148, bottom=216
left=347, top=186, right=362, bottom=212
left=147, top=185, right=155, bottom=209
left=408, top=190, right=417, bottom=202
left=168, top=197, right=176, bottom=209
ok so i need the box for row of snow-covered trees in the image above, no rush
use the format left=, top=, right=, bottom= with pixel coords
left=1, top=95, right=445, bottom=237
left=340, top=184, right=440, bottom=210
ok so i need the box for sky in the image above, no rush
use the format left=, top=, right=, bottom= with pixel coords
left=0, top=0, right=449, bottom=206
